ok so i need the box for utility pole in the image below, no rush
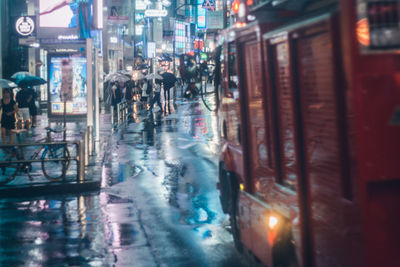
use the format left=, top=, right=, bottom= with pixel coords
left=223, top=0, right=228, bottom=28
left=132, top=0, right=136, bottom=59
left=0, top=0, right=3, bottom=78
left=27, top=0, right=36, bottom=75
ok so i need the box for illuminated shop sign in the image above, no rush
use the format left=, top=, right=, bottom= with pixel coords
left=136, top=0, right=147, bottom=10
left=58, top=34, right=79, bottom=40
left=55, top=48, right=79, bottom=53
left=136, top=25, right=144, bottom=35
left=15, top=16, right=35, bottom=36
left=145, top=9, right=168, bottom=17
left=197, top=0, right=206, bottom=28
left=136, top=13, right=145, bottom=21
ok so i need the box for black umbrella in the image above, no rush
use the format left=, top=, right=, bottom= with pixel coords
left=16, top=76, right=47, bottom=87
left=161, top=72, right=177, bottom=89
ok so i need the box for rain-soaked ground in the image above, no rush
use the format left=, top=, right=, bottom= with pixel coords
left=0, top=90, right=249, bottom=267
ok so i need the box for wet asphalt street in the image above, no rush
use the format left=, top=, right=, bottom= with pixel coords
left=0, top=92, right=248, bottom=267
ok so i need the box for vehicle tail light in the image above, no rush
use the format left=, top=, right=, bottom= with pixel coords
left=359, top=0, right=400, bottom=49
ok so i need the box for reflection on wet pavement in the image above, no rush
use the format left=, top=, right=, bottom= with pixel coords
left=0, top=95, right=247, bottom=267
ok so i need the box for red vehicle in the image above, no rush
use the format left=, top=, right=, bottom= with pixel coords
left=216, top=0, right=400, bottom=266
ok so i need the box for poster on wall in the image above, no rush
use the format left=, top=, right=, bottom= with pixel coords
left=39, top=0, right=93, bottom=28
left=107, top=0, right=129, bottom=23
left=48, top=55, right=87, bottom=116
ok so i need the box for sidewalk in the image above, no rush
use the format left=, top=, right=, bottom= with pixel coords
left=0, top=107, right=113, bottom=198
left=0, top=82, right=211, bottom=198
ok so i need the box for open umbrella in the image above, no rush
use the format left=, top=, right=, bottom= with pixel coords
left=118, top=70, right=133, bottom=77
left=161, top=72, right=177, bottom=89
left=16, top=76, right=46, bottom=87
left=145, top=73, right=163, bottom=80
left=104, top=72, right=130, bottom=83
left=11, top=71, right=34, bottom=81
left=0, top=79, right=17, bottom=88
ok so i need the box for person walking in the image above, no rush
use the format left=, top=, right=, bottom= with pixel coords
left=161, top=71, right=177, bottom=103
left=149, top=79, right=163, bottom=112
left=140, top=79, right=150, bottom=110
left=16, top=86, right=34, bottom=129
left=124, top=80, right=134, bottom=115
left=28, top=87, right=38, bottom=128
left=111, top=82, right=122, bottom=111
left=0, top=89, right=18, bottom=143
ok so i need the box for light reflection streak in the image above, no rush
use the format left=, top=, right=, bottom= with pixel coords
left=110, top=222, right=122, bottom=247
left=78, top=196, right=87, bottom=239
left=101, top=165, right=107, bottom=188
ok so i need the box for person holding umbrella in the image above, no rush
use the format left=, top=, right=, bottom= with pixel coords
left=161, top=71, right=177, bottom=104
left=0, top=89, right=18, bottom=143
left=16, top=86, right=35, bottom=129
left=11, top=73, right=46, bottom=128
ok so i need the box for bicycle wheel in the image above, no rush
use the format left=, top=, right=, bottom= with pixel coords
left=41, top=145, right=70, bottom=181
left=0, top=149, right=20, bottom=185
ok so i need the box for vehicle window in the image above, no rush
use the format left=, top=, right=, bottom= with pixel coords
left=228, top=42, right=238, bottom=92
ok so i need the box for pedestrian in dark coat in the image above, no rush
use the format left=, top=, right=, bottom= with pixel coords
left=149, top=79, right=163, bottom=112
left=0, top=89, right=18, bottom=143
left=16, top=86, right=34, bottom=129
left=161, top=72, right=177, bottom=103
left=111, top=82, right=122, bottom=110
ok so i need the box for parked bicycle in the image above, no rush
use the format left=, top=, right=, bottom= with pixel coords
left=0, top=127, right=71, bottom=185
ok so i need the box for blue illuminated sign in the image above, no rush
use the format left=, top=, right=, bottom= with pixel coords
left=197, top=0, right=206, bottom=28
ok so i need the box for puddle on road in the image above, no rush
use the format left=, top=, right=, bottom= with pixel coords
left=0, top=192, right=149, bottom=267
left=102, top=161, right=143, bottom=187
left=157, top=160, right=218, bottom=236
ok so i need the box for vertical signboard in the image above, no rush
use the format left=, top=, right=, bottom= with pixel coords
left=48, top=54, right=88, bottom=118
left=197, top=0, right=206, bottom=28
left=147, top=42, right=156, bottom=58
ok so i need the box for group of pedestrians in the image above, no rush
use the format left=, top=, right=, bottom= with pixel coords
left=0, top=86, right=38, bottom=143
left=107, top=70, right=177, bottom=115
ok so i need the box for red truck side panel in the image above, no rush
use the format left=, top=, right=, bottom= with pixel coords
left=340, top=1, right=400, bottom=266
left=293, top=20, right=363, bottom=267
left=273, top=41, right=298, bottom=189
left=242, top=38, right=276, bottom=264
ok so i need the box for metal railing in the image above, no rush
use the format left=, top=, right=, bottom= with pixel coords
left=0, top=140, right=84, bottom=183
left=0, top=124, right=100, bottom=184
left=111, top=100, right=130, bottom=127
